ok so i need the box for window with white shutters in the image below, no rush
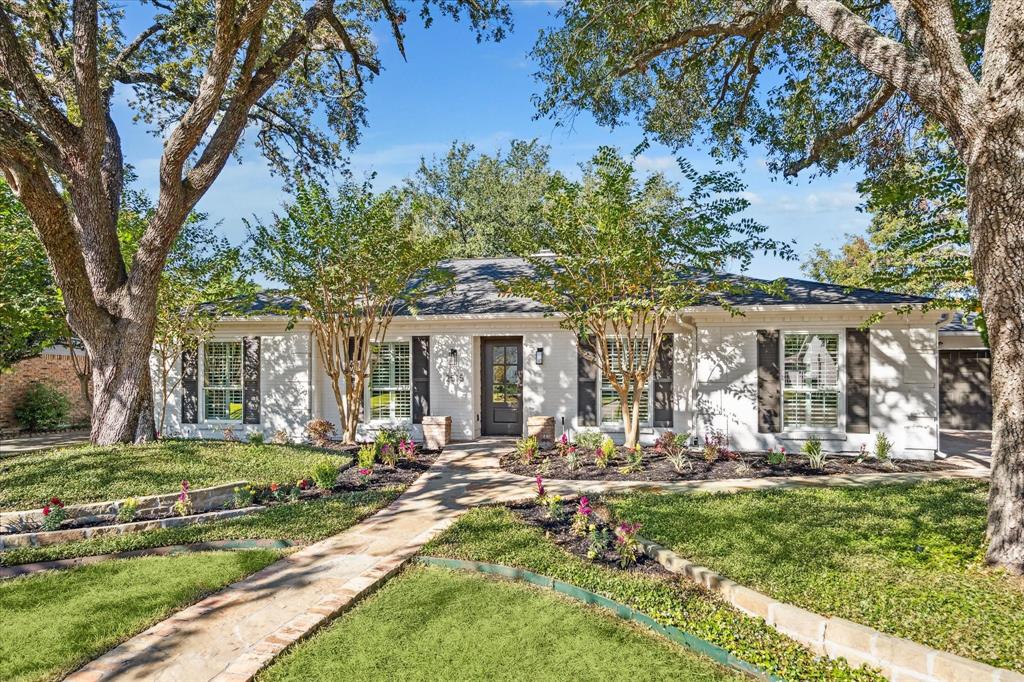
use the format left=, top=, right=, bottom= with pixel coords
left=369, top=342, right=412, bottom=421
left=600, top=338, right=651, bottom=425
left=782, top=333, right=840, bottom=429
left=203, top=341, right=244, bottom=421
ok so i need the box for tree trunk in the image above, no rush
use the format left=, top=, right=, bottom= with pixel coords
left=85, top=326, right=157, bottom=445
left=619, top=385, right=640, bottom=449
left=968, top=122, right=1024, bottom=575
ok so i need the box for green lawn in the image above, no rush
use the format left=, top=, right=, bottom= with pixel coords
left=606, top=480, right=1024, bottom=673
left=0, top=439, right=349, bottom=510
left=0, top=550, right=281, bottom=682
left=422, top=506, right=880, bottom=681
left=260, top=565, right=747, bottom=682
left=0, top=488, right=401, bottom=566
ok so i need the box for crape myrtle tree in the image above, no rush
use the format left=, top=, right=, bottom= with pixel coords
left=0, top=0, right=510, bottom=445
left=248, top=180, right=451, bottom=444
left=503, top=147, right=793, bottom=448
left=533, top=0, right=1024, bottom=572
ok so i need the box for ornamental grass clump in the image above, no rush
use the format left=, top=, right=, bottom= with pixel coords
left=310, top=458, right=339, bottom=490
left=515, top=435, right=539, bottom=465
left=613, top=521, right=642, bottom=568
left=40, top=497, right=67, bottom=531
left=803, top=437, right=826, bottom=469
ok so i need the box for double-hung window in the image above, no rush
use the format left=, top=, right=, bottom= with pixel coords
left=369, top=342, right=411, bottom=421
left=600, top=338, right=651, bottom=425
left=204, top=341, right=244, bottom=421
left=782, top=332, right=840, bottom=429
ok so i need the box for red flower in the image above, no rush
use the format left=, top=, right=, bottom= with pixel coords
left=42, top=505, right=51, bottom=516
left=50, top=496, right=63, bottom=507
left=270, top=482, right=280, bottom=492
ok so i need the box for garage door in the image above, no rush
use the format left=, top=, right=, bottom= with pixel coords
left=939, top=349, right=992, bottom=430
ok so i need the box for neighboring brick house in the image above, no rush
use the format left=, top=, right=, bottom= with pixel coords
left=0, top=347, right=91, bottom=432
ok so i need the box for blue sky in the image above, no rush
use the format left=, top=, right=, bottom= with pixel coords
left=114, top=2, right=870, bottom=281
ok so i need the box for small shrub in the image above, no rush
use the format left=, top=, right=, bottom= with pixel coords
left=305, top=419, right=336, bottom=446
left=703, top=431, right=728, bottom=463
left=613, top=521, right=642, bottom=568
left=233, top=484, right=257, bottom=508
left=542, top=494, right=565, bottom=520
left=874, top=432, right=894, bottom=462
left=379, top=443, right=398, bottom=467
left=376, top=427, right=409, bottom=451
left=173, top=480, right=193, bottom=516
left=515, top=435, right=539, bottom=465
left=655, top=431, right=690, bottom=458
left=357, top=467, right=373, bottom=485
left=310, top=458, right=339, bottom=490
left=571, top=496, right=593, bottom=536
left=247, top=431, right=265, bottom=445
left=574, top=430, right=602, bottom=450
left=40, top=497, right=67, bottom=531
left=272, top=429, right=290, bottom=445
left=586, top=524, right=612, bottom=560
left=14, top=382, right=70, bottom=431
left=357, top=444, right=377, bottom=469
left=803, top=437, right=826, bottom=469
left=117, top=497, right=140, bottom=523
left=618, top=445, right=644, bottom=474
left=566, top=447, right=583, bottom=472
left=766, top=447, right=787, bottom=466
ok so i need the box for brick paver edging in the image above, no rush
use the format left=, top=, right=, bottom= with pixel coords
left=637, top=538, right=1024, bottom=682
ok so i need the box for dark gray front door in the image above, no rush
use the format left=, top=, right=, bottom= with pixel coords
left=482, top=338, right=523, bottom=436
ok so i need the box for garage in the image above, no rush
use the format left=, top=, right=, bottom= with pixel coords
left=939, top=347, right=992, bottom=431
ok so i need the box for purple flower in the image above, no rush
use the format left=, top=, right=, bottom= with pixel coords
left=535, top=475, right=545, bottom=497
left=560, top=433, right=569, bottom=445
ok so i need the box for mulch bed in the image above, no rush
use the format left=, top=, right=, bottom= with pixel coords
left=333, top=450, right=441, bottom=492
left=507, top=499, right=669, bottom=577
left=501, top=447, right=956, bottom=482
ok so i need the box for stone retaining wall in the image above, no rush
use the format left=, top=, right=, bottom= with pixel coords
left=0, top=481, right=246, bottom=533
left=638, top=538, right=1023, bottom=682
left=0, top=506, right=261, bottom=550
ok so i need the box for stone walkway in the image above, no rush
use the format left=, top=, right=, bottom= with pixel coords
left=67, top=440, right=989, bottom=681
left=0, top=429, right=89, bottom=456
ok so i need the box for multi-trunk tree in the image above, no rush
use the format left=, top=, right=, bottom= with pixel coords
left=0, top=0, right=509, bottom=445
left=249, top=180, right=450, bottom=444
left=533, top=0, right=1024, bottom=573
left=504, top=148, right=792, bottom=448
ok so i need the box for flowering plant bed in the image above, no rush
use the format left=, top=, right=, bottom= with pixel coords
left=501, top=439, right=955, bottom=482
left=332, top=449, right=439, bottom=491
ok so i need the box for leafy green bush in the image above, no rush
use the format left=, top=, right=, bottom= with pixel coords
left=117, top=497, right=140, bottom=523
left=310, top=458, right=339, bottom=490
left=574, top=429, right=602, bottom=450
left=766, top=447, right=787, bottom=466
left=14, top=381, right=70, bottom=431
left=357, top=444, right=377, bottom=469
left=874, top=432, right=893, bottom=461
left=514, top=435, right=538, bottom=465
left=375, top=427, right=409, bottom=450
left=247, top=431, right=265, bottom=445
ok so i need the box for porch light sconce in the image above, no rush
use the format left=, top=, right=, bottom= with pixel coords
left=535, top=347, right=544, bottom=365
left=441, top=347, right=464, bottom=385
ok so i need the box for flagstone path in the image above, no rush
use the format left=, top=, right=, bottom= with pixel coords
left=67, top=440, right=988, bottom=681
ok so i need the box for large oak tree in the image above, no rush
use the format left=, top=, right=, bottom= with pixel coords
left=534, top=0, right=1024, bottom=573
left=0, top=0, right=509, bottom=445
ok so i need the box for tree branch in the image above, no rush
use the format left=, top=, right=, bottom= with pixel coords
left=380, top=0, right=407, bottom=61
left=784, top=82, right=895, bottom=177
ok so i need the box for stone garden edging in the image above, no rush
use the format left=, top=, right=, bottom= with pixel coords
left=0, top=506, right=261, bottom=550
left=636, top=538, right=1024, bottom=682
left=0, top=480, right=247, bottom=532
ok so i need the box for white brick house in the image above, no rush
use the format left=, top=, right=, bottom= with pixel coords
left=154, top=258, right=947, bottom=459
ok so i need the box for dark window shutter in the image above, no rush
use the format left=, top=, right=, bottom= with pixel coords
left=181, top=340, right=199, bottom=424
left=756, top=330, right=781, bottom=433
left=412, top=336, right=430, bottom=424
left=846, top=328, right=871, bottom=433
left=577, top=337, right=599, bottom=427
left=653, top=334, right=674, bottom=427
left=243, top=336, right=261, bottom=424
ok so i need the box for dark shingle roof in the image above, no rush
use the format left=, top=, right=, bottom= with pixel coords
left=939, top=311, right=980, bottom=333
left=217, top=257, right=931, bottom=318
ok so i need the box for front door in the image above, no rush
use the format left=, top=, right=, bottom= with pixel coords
left=482, top=338, right=523, bottom=436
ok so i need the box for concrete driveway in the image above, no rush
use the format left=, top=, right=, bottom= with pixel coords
left=940, top=430, right=991, bottom=469
left=0, top=429, right=90, bottom=456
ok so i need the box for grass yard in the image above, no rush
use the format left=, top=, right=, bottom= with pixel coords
left=606, top=480, right=1024, bottom=672
left=0, top=550, right=281, bottom=682
left=421, top=506, right=880, bottom=681
left=0, top=439, right=349, bottom=510
left=0, top=488, right=401, bottom=566
left=259, top=565, right=747, bottom=682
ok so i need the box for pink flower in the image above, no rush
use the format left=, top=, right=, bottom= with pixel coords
left=560, top=433, right=569, bottom=445
left=535, top=475, right=545, bottom=497
left=358, top=468, right=373, bottom=476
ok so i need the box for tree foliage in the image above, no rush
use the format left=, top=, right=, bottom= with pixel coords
left=406, top=139, right=554, bottom=257
left=503, top=147, right=793, bottom=447
left=248, top=180, right=451, bottom=443
left=0, top=180, right=64, bottom=371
